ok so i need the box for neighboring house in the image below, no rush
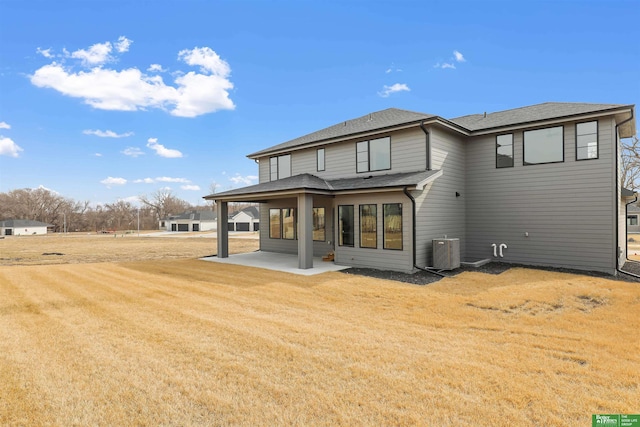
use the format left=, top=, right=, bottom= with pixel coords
left=160, top=210, right=217, bottom=232
left=627, top=202, right=640, bottom=233
left=228, top=206, right=260, bottom=231
left=0, top=219, right=53, bottom=236
left=205, top=102, right=636, bottom=275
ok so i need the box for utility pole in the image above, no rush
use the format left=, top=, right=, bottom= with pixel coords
left=137, top=208, right=140, bottom=237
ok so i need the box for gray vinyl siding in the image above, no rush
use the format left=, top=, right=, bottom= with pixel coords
left=258, top=159, right=270, bottom=183
left=259, top=197, right=334, bottom=257
left=413, top=126, right=467, bottom=267
left=333, top=192, right=413, bottom=272
left=262, top=128, right=428, bottom=182
left=464, top=118, right=616, bottom=274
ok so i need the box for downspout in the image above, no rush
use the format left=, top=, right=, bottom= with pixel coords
left=625, top=194, right=638, bottom=262
left=420, top=121, right=431, bottom=171
left=615, top=108, right=637, bottom=277
left=403, top=186, right=445, bottom=278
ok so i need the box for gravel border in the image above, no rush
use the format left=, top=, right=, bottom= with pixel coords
left=340, top=261, right=640, bottom=285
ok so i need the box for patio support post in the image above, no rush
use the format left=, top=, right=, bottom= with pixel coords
left=217, top=201, right=229, bottom=258
left=298, top=193, right=313, bottom=269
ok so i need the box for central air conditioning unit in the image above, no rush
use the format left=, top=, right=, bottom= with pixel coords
left=433, top=238, right=460, bottom=270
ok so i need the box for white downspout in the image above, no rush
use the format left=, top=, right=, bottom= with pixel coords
left=499, top=243, right=507, bottom=258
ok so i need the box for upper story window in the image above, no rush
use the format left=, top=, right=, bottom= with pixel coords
left=317, top=148, right=325, bottom=171
left=270, top=154, right=291, bottom=181
left=576, top=121, right=598, bottom=160
left=496, top=134, right=514, bottom=168
left=356, top=136, right=391, bottom=173
left=523, top=126, right=564, bottom=165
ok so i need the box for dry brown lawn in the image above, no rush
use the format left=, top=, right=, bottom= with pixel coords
left=0, top=232, right=258, bottom=265
left=0, top=235, right=639, bottom=425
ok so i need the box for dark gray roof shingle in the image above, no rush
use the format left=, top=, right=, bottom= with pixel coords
left=449, top=102, right=629, bottom=131
left=166, top=210, right=216, bottom=221
left=0, top=219, right=53, bottom=227
left=248, top=108, right=436, bottom=157
left=248, top=102, right=634, bottom=158
left=205, top=170, right=441, bottom=200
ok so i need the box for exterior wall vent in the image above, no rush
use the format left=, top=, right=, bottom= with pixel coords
left=433, top=238, right=461, bottom=270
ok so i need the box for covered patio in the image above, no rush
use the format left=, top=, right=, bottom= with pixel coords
left=204, top=170, right=441, bottom=272
left=201, top=251, right=349, bottom=276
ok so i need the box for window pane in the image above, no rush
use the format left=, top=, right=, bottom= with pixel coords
left=317, top=148, right=325, bottom=171
left=369, top=137, right=391, bottom=171
left=269, top=208, right=281, bottom=238
left=356, top=141, right=368, bottom=173
left=628, top=215, right=638, bottom=226
left=577, top=121, right=598, bottom=160
left=496, top=134, right=513, bottom=168
left=384, top=203, right=403, bottom=250
left=282, top=208, right=295, bottom=239
left=278, top=155, right=291, bottom=179
left=270, top=157, right=278, bottom=181
left=577, top=121, right=597, bottom=135
left=313, top=207, right=325, bottom=241
left=359, top=204, right=377, bottom=248
left=338, top=205, right=354, bottom=246
left=524, top=126, right=563, bottom=165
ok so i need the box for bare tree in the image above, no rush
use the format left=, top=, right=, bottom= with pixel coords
left=139, top=189, right=192, bottom=227
left=621, top=136, right=640, bottom=190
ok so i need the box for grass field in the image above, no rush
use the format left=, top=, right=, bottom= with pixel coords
left=0, top=235, right=639, bottom=425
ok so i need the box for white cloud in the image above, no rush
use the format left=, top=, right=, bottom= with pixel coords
left=115, top=36, right=132, bottom=53
left=36, top=47, right=53, bottom=58
left=83, top=129, right=134, bottom=138
left=441, top=63, right=456, bottom=69
left=100, top=176, right=127, bottom=186
left=0, top=121, right=10, bottom=129
left=178, top=47, right=230, bottom=76
left=122, top=147, right=144, bottom=157
left=36, top=184, right=59, bottom=194
left=453, top=50, right=465, bottom=62
left=229, top=174, right=258, bottom=186
left=71, top=41, right=113, bottom=66
left=95, top=153, right=102, bottom=157
left=181, top=184, right=201, bottom=191
left=147, top=63, right=165, bottom=72
left=30, top=40, right=235, bottom=118
left=132, top=176, right=189, bottom=183
left=378, top=83, right=410, bottom=98
left=0, top=137, right=23, bottom=157
left=133, top=178, right=155, bottom=184
left=156, top=176, right=190, bottom=183
left=146, top=137, right=183, bottom=158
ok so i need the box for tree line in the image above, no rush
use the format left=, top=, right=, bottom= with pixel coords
left=0, top=188, right=202, bottom=232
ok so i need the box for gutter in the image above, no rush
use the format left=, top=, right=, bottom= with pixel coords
left=419, top=120, right=431, bottom=171
left=403, top=186, right=445, bottom=278
left=615, top=108, right=636, bottom=277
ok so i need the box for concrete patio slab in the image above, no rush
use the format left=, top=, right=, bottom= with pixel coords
left=201, top=251, right=349, bottom=276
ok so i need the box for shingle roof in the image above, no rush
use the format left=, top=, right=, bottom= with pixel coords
left=449, top=102, right=631, bottom=131
left=166, top=210, right=216, bottom=221
left=0, top=219, right=53, bottom=227
left=248, top=108, right=436, bottom=158
left=248, top=102, right=634, bottom=158
left=205, top=170, right=441, bottom=200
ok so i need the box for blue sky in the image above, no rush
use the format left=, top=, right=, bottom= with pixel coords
left=1, top=0, right=638, bottom=206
